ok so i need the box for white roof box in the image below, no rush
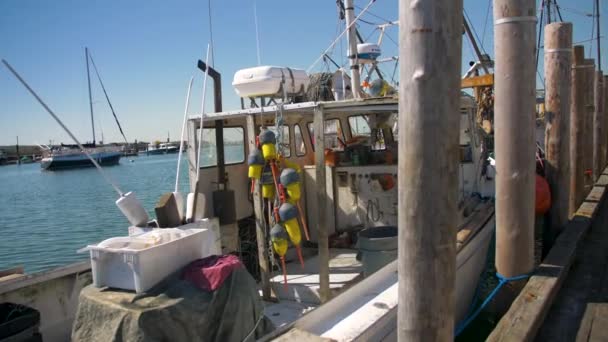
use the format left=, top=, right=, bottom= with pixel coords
left=232, top=66, right=310, bottom=98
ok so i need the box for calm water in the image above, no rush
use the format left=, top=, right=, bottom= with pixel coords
left=0, top=153, right=191, bottom=273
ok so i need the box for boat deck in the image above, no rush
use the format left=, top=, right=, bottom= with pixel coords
left=262, top=248, right=363, bottom=328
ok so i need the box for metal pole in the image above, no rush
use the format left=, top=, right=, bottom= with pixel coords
left=85, top=47, right=95, bottom=145
left=344, top=0, right=361, bottom=98
left=544, top=22, right=572, bottom=238
left=398, top=0, right=462, bottom=340
left=594, top=71, right=604, bottom=180
left=493, top=0, right=536, bottom=281
left=569, top=46, right=587, bottom=216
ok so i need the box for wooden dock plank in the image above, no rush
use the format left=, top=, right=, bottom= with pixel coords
left=576, top=201, right=599, bottom=218
left=585, top=186, right=605, bottom=202
left=596, top=174, right=608, bottom=186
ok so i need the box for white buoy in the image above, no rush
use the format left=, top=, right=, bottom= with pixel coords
left=186, top=192, right=206, bottom=222
left=116, top=191, right=149, bottom=227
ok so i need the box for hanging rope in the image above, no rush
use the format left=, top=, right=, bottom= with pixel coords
left=455, top=272, right=531, bottom=336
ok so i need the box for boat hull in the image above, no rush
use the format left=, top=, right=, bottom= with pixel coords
left=41, top=151, right=121, bottom=170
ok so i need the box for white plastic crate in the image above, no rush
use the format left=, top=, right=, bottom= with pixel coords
left=87, top=224, right=220, bottom=293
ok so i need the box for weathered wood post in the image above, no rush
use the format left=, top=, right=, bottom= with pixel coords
left=569, top=46, right=587, bottom=216
left=583, top=59, right=596, bottom=187
left=493, top=0, right=536, bottom=283
left=246, top=114, right=271, bottom=300
left=604, top=75, right=608, bottom=166
left=397, top=0, right=462, bottom=340
left=594, top=71, right=604, bottom=179
left=544, top=22, right=572, bottom=236
left=313, top=105, right=330, bottom=303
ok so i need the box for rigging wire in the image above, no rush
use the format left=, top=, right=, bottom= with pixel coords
left=464, top=8, right=487, bottom=55
left=589, top=0, right=596, bottom=57
left=88, top=52, right=129, bottom=144
left=354, top=4, right=391, bottom=23
left=481, top=0, right=492, bottom=51
left=556, top=4, right=593, bottom=17
left=307, top=0, right=378, bottom=73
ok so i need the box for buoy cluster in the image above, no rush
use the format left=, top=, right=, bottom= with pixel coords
left=248, top=129, right=310, bottom=286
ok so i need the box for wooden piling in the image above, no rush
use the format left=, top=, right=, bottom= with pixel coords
left=493, top=0, right=537, bottom=281
left=246, top=114, right=271, bottom=300
left=544, top=22, right=573, bottom=234
left=313, top=105, right=330, bottom=303
left=569, top=46, right=588, bottom=216
left=397, top=0, right=462, bottom=340
left=594, top=71, right=604, bottom=180
left=584, top=59, right=596, bottom=186
left=604, top=75, right=608, bottom=166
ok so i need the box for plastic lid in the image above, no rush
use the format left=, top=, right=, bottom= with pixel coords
left=279, top=203, right=298, bottom=221
left=270, top=224, right=288, bottom=240
left=259, top=129, right=276, bottom=144
left=248, top=150, right=265, bottom=165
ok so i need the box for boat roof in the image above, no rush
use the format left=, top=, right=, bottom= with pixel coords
left=187, top=94, right=476, bottom=122
left=188, top=97, right=400, bottom=122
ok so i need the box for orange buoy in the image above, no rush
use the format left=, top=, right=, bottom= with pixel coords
left=535, top=174, right=551, bottom=215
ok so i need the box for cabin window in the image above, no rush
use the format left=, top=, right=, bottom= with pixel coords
left=294, top=124, right=306, bottom=156
left=348, top=115, right=387, bottom=150
left=260, top=125, right=290, bottom=157
left=197, top=126, right=245, bottom=167
left=307, top=119, right=345, bottom=151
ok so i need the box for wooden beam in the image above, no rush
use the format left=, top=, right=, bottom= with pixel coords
left=461, top=74, right=494, bottom=88
left=314, top=105, right=330, bottom=303
left=246, top=114, right=271, bottom=300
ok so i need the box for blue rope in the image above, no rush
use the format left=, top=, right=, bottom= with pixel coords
left=454, top=272, right=531, bottom=337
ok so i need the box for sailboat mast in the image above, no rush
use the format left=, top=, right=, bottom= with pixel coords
left=344, top=0, right=361, bottom=98
left=85, top=47, right=96, bottom=145
left=597, top=0, right=602, bottom=72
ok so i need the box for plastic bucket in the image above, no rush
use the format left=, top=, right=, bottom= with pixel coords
left=356, top=226, right=398, bottom=277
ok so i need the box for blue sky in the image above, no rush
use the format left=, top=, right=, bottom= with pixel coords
left=0, top=0, right=605, bottom=145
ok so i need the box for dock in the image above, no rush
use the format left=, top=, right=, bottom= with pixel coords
left=488, top=169, right=608, bottom=341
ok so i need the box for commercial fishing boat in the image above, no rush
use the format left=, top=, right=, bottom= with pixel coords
left=0, top=3, right=498, bottom=341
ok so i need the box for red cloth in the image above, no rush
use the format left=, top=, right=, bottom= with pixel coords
left=181, top=255, right=243, bottom=292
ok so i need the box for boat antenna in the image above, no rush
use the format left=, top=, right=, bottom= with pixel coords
left=254, top=0, right=262, bottom=65
left=2, top=59, right=123, bottom=197
left=88, top=50, right=130, bottom=144
left=85, top=47, right=96, bottom=145
left=175, top=76, right=195, bottom=193
left=208, top=0, right=215, bottom=67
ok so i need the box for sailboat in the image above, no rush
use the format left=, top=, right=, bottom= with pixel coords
left=40, top=48, right=122, bottom=170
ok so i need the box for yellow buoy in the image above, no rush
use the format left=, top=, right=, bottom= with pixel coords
left=259, top=130, right=277, bottom=161
left=247, top=150, right=265, bottom=179
left=279, top=203, right=301, bottom=245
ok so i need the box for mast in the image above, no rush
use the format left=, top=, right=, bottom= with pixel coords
left=344, top=0, right=361, bottom=98
left=597, top=0, right=602, bottom=72
left=85, top=47, right=96, bottom=145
